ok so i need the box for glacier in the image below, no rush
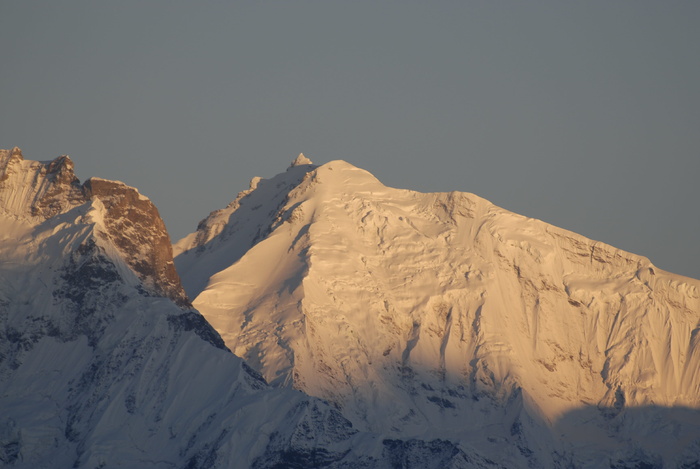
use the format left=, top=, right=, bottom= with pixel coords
left=175, top=154, right=700, bottom=468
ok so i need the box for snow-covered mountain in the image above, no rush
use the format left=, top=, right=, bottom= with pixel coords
left=176, top=154, right=700, bottom=468
left=0, top=148, right=503, bottom=468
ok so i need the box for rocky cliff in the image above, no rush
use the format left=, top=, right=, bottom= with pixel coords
left=1, top=148, right=186, bottom=305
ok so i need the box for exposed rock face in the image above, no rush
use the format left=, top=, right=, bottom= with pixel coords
left=0, top=148, right=85, bottom=219
left=83, top=178, right=187, bottom=306
left=33, top=156, right=85, bottom=218
left=0, top=148, right=187, bottom=306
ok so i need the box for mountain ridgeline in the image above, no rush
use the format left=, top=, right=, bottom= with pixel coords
left=175, top=154, right=700, bottom=468
left=1, top=148, right=699, bottom=468
left=1, top=149, right=504, bottom=468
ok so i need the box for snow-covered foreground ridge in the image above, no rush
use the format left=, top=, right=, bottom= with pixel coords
left=177, top=154, right=700, bottom=468
left=1, top=148, right=502, bottom=469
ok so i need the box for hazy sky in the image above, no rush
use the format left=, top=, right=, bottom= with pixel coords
left=1, top=2, right=698, bottom=279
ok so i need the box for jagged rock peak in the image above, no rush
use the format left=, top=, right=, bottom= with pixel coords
left=46, top=155, right=79, bottom=187
left=0, top=146, right=23, bottom=161
left=83, top=177, right=189, bottom=306
left=289, top=152, right=313, bottom=168
left=1, top=150, right=84, bottom=219
left=0, top=149, right=188, bottom=306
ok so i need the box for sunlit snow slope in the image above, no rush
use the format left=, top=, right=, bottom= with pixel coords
left=3, top=149, right=500, bottom=469
left=176, top=154, right=700, bottom=468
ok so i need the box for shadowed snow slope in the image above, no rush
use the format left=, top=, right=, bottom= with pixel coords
left=2, top=150, right=503, bottom=468
left=176, top=156, right=700, bottom=468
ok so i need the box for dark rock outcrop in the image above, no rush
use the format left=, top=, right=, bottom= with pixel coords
left=83, top=178, right=188, bottom=306
left=0, top=148, right=188, bottom=306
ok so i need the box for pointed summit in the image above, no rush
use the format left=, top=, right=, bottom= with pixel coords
left=289, top=152, right=313, bottom=168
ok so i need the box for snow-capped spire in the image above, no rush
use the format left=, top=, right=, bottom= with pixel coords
left=290, top=153, right=313, bottom=168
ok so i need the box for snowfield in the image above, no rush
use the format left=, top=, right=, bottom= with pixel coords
left=177, top=154, right=700, bottom=468
left=1, top=149, right=505, bottom=468
left=2, top=147, right=699, bottom=468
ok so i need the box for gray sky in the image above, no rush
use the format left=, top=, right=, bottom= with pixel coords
left=1, top=2, right=699, bottom=279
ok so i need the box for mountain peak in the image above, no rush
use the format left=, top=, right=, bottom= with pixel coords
left=289, top=152, right=313, bottom=168
left=1, top=150, right=83, bottom=219
left=83, top=177, right=188, bottom=306
left=177, top=154, right=700, bottom=466
left=0, top=149, right=187, bottom=306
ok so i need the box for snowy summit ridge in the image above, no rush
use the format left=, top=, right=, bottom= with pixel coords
left=2, top=147, right=700, bottom=468
left=0, top=149, right=504, bottom=468
left=176, top=157, right=700, bottom=468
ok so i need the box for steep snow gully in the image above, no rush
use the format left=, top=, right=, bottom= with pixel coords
left=1, top=148, right=699, bottom=468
